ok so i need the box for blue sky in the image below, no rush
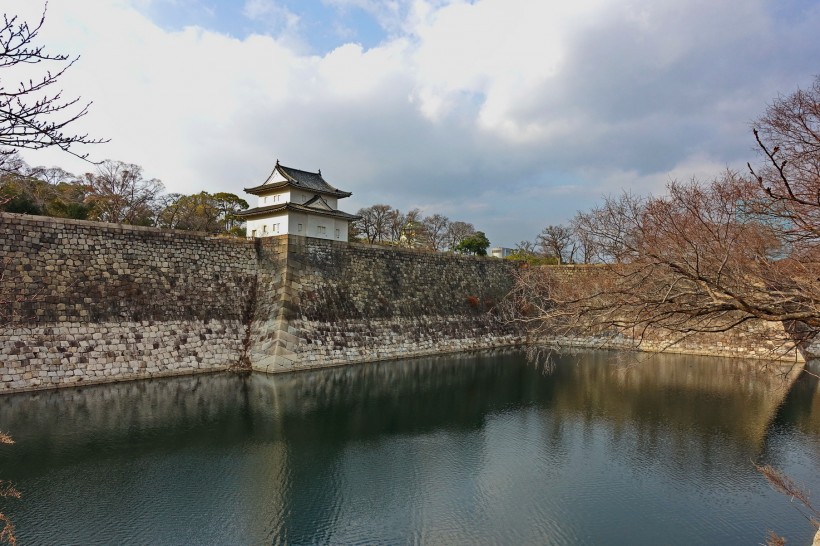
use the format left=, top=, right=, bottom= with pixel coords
left=137, top=0, right=393, bottom=53
left=9, top=0, right=820, bottom=247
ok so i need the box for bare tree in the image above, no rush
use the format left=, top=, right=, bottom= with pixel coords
left=84, top=160, right=163, bottom=225
left=570, top=213, right=599, bottom=264
left=510, top=79, right=820, bottom=354
left=421, top=213, right=450, bottom=251
left=0, top=4, right=106, bottom=167
left=446, top=220, right=475, bottom=250
left=1, top=157, right=90, bottom=218
left=27, top=165, right=76, bottom=186
left=399, top=208, right=423, bottom=246
left=511, top=172, right=819, bottom=354
left=748, top=76, right=820, bottom=243
left=386, top=208, right=406, bottom=243
left=537, top=224, right=575, bottom=264
left=355, top=204, right=393, bottom=244
left=515, top=240, right=536, bottom=254
left=404, top=207, right=422, bottom=225
left=155, top=193, right=184, bottom=229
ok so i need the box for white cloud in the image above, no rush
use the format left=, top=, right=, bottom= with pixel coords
left=322, top=0, right=411, bottom=34
left=10, top=0, right=820, bottom=246
left=242, top=0, right=300, bottom=31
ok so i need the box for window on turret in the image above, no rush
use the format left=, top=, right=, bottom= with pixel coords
left=335, top=229, right=340, bottom=239
left=262, top=225, right=268, bottom=234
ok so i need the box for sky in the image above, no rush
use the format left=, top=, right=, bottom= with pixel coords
left=8, top=0, right=820, bottom=247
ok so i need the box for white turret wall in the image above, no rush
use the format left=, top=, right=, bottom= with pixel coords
left=247, top=213, right=348, bottom=241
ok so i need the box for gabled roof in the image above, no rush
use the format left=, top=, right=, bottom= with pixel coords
left=302, top=194, right=335, bottom=210
left=244, top=162, right=352, bottom=198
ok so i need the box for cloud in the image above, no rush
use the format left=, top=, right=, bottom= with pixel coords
left=322, top=0, right=410, bottom=34
left=12, top=0, right=820, bottom=247
left=242, top=0, right=300, bottom=32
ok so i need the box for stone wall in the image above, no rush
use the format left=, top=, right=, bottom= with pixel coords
left=0, top=215, right=521, bottom=391
left=547, top=325, right=803, bottom=362
left=247, top=236, right=523, bottom=372
left=1, top=212, right=810, bottom=394
left=0, top=213, right=258, bottom=392
left=534, top=265, right=806, bottom=362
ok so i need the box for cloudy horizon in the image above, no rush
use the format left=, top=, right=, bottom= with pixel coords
left=9, top=0, right=820, bottom=247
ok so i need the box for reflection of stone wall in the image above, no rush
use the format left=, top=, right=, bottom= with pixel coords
left=1, top=213, right=257, bottom=392
left=248, top=236, right=523, bottom=372
left=0, top=350, right=797, bottom=458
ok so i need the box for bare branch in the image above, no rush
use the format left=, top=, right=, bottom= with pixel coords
left=0, top=3, right=108, bottom=162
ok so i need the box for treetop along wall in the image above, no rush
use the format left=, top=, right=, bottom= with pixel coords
left=0, top=212, right=808, bottom=394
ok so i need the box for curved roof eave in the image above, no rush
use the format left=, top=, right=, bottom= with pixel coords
left=235, top=202, right=360, bottom=221
left=243, top=181, right=352, bottom=198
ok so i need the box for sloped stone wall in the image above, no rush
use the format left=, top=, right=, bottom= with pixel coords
left=533, top=265, right=805, bottom=362
left=248, top=236, right=523, bottom=372
left=0, top=213, right=258, bottom=392
left=1, top=212, right=809, bottom=394
left=0, top=215, right=522, bottom=391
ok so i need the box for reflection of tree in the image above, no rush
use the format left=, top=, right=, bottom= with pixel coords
left=548, top=353, right=792, bottom=454
left=771, top=370, right=820, bottom=436
left=0, top=351, right=798, bottom=462
left=1, top=351, right=815, bottom=543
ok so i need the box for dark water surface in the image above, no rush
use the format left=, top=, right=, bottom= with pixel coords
left=1, top=351, right=818, bottom=545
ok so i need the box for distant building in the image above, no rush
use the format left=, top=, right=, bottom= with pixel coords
left=237, top=161, right=360, bottom=240
left=399, top=220, right=425, bottom=248
left=490, top=247, right=514, bottom=259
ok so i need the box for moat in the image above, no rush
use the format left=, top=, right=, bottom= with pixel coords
left=1, top=350, right=818, bottom=545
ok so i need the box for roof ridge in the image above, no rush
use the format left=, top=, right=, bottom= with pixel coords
left=280, top=164, right=318, bottom=175
left=276, top=163, right=297, bottom=184
left=247, top=163, right=352, bottom=197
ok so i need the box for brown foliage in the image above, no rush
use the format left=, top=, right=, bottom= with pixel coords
left=84, top=160, right=164, bottom=225
left=755, top=463, right=819, bottom=543
left=765, top=530, right=786, bottom=546
left=509, top=78, right=820, bottom=355
left=0, top=432, right=18, bottom=546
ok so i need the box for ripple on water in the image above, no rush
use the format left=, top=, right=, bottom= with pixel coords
left=2, top=352, right=819, bottom=545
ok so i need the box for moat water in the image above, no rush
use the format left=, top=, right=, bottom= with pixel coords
left=0, top=350, right=818, bottom=545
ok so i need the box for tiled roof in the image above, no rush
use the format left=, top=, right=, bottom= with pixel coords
left=244, top=163, right=352, bottom=197
left=234, top=201, right=361, bottom=221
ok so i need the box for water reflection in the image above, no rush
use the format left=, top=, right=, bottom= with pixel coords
left=0, top=351, right=817, bottom=545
